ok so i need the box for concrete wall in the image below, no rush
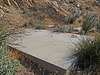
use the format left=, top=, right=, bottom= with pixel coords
left=8, top=46, right=66, bottom=75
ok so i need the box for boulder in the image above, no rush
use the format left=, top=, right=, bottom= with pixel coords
left=47, top=25, right=55, bottom=28
left=0, top=9, right=4, bottom=18
left=74, top=27, right=82, bottom=32
left=76, top=4, right=80, bottom=8
left=51, top=1, right=59, bottom=8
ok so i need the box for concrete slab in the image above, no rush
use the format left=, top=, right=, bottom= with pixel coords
left=8, top=29, right=93, bottom=75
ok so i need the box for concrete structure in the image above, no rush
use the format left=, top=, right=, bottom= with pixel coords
left=8, top=29, right=93, bottom=75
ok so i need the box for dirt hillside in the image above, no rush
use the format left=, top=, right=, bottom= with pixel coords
left=0, top=0, right=100, bottom=33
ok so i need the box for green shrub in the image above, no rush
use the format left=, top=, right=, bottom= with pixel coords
left=33, top=5, right=39, bottom=11
left=29, top=20, right=35, bottom=26
left=66, top=26, right=74, bottom=33
left=69, top=0, right=75, bottom=4
left=78, top=19, right=82, bottom=23
left=24, top=22, right=28, bottom=26
left=0, top=23, right=18, bottom=75
left=73, top=37, right=100, bottom=70
left=0, top=43, right=19, bottom=75
left=82, top=19, right=93, bottom=33
left=42, top=5, right=47, bottom=9
left=68, top=16, right=76, bottom=24
left=37, top=14, right=45, bottom=20
left=35, top=23, right=46, bottom=29
left=55, top=25, right=66, bottom=32
left=22, top=10, right=27, bottom=14
left=96, top=22, right=100, bottom=30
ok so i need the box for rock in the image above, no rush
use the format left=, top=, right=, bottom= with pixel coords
left=74, top=27, right=82, bottom=32
left=62, top=4, right=69, bottom=10
left=76, top=4, right=80, bottom=8
left=47, top=25, right=55, bottom=28
left=51, top=1, right=59, bottom=8
left=0, top=9, right=4, bottom=18
left=90, top=28, right=96, bottom=32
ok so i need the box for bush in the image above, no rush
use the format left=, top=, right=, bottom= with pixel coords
left=55, top=25, right=66, bottom=32
left=69, top=0, right=75, bottom=4
left=0, top=24, right=5, bottom=44
left=0, top=43, right=18, bottom=75
left=35, top=23, right=46, bottom=29
left=0, top=23, right=18, bottom=75
left=29, top=20, right=35, bottom=26
left=68, top=16, right=76, bottom=24
left=22, top=10, right=27, bottom=14
left=73, top=37, right=100, bottom=70
left=24, top=22, right=28, bottom=26
left=78, top=19, right=82, bottom=23
left=33, top=5, right=39, bottom=11
left=82, top=19, right=93, bottom=33
left=66, top=26, right=74, bottom=33
left=37, top=14, right=45, bottom=20
left=96, top=22, right=100, bottom=30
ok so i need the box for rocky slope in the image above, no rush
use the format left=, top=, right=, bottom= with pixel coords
left=0, top=0, right=100, bottom=34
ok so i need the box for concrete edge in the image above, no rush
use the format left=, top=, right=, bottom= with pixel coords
left=8, top=45, right=67, bottom=75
